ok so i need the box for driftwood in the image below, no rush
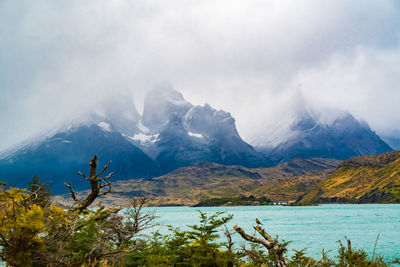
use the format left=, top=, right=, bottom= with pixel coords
left=233, top=219, right=287, bottom=267
left=64, top=155, right=117, bottom=213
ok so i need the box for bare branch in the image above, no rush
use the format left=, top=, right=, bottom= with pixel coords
left=98, top=184, right=113, bottom=196
left=94, top=161, right=112, bottom=179
left=234, top=225, right=274, bottom=249
left=77, top=171, right=86, bottom=179
left=67, top=156, right=118, bottom=213
left=234, top=219, right=287, bottom=267
left=99, top=182, right=112, bottom=189
left=99, top=172, right=114, bottom=182
left=22, top=184, right=44, bottom=204
left=223, top=225, right=235, bottom=252
left=64, top=182, right=79, bottom=202
left=254, top=224, right=272, bottom=241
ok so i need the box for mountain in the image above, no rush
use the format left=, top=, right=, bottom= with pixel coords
left=0, top=86, right=271, bottom=192
left=53, top=158, right=340, bottom=207
left=128, top=85, right=273, bottom=171
left=0, top=124, right=162, bottom=194
left=298, top=151, right=400, bottom=204
left=258, top=110, right=392, bottom=163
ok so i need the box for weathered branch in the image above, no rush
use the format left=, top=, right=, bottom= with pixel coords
left=64, top=182, right=79, bottom=202
left=94, top=161, right=112, bottom=179
left=234, top=220, right=287, bottom=267
left=67, top=156, right=117, bottom=213
left=223, top=225, right=235, bottom=252
left=254, top=224, right=272, bottom=242
left=108, top=196, right=157, bottom=248
left=98, top=184, right=113, bottom=196
left=77, top=171, right=86, bottom=179
left=89, top=155, right=98, bottom=177
left=99, top=172, right=114, bottom=182
left=99, top=182, right=112, bottom=189
left=234, top=225, right=275, bottom=249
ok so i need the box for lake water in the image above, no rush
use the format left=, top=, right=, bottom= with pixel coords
left=146, top=204, right=400, bottom=261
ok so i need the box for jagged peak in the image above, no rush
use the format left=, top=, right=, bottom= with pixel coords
left=183, top=103, right=236, bottom=137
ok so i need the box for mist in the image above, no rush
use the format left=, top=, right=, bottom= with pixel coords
left=1, top=0, right=400, bottom=151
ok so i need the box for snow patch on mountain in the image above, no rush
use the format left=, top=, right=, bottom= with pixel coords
left=98, top=122, right=112, bottom=132
left=188, top=132, right=204, bottom=138
left=124, top=133, right=160, bottom=144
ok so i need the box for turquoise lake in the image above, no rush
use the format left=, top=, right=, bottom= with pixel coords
left=146, top=204, right=400, bottom=261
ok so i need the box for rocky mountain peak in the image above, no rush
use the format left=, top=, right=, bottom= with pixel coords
left=183, top=104, right=237, bottom=139
left=290, top=110, right=318, bottom=132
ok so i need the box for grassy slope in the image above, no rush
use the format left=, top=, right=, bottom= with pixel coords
left=54, top=158, right=340, bottom=207
left=299, top=151, right=400, bottom=204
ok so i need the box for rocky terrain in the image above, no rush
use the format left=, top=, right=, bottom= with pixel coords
left=298, top=151, right=400, bottom=204
left=53, top=158, right=340, bottom=207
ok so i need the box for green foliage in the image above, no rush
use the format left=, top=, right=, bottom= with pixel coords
left=28, top=175, right=51, bottom=208
left=125, top=211, right=239, bottom=266
left=336, top=240, right=387, bottom=267
left=194, top=195, right=272, bottom=206
left=0, top=187, right=46, bottom=266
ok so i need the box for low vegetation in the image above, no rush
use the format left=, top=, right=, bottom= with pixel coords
left=0, top=156, right=398, bottom=266
left=299, top=151, right=400, bottom=204
left=192, top=195, right=272, bottom=207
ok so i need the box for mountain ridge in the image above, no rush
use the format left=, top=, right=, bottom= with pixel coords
left=298, top=150, right=400, bottom=204
left=259, top=109, right=392, bottom=163
left=0, top=86, right=394, bottom=195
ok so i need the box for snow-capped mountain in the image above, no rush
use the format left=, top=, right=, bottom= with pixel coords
left=128, top=85, right=273, bottom=171
left=0, top=84, right=393, bottom=193
left=257, top=109, right=393, bottom=163
left=0, top=123, right=162, bottom=193
left=0, top=86, right=272, bottom=193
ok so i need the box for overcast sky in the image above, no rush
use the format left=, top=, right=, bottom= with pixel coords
left=1, top=0, right=400, bottom=151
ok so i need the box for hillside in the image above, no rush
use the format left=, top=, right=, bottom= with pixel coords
left=298, top=151, right=400, bottom=204
left=54, top=158, right=340, bottom=207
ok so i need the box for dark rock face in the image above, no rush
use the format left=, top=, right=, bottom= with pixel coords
left=138, top=88, right=273, bottom=171
left=357, top=188, right=395, bottom=203
left=263, top=111, right=393, bottom=163
left=0, top=125, right=162, bottom=194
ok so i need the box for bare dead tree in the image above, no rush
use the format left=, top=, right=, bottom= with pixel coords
left=64, top=155, right=117, bottom=213
left=127, top=197, right=158, bottom=234
left=108, top=196, right=158, bottom=248
left=223, top=225, right=235, bottom=252
left=223, top=225, right=236, bottom=267
left=233, top=220, right=287, bottom=267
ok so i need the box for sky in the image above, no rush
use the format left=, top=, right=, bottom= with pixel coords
left=1, top=0, right=400, bottom=151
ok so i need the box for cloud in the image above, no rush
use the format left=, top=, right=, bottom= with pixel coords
left=0, top=0, right=400, bottom=150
